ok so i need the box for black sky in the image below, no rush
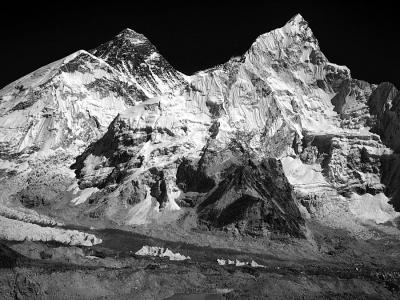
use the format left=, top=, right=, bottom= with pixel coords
left=1, top=2, right=399, bottom=88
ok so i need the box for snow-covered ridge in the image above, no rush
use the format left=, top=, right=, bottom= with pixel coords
left=68, top=13, right=400, bottom=238
left=0, top=29, right=189, bottom=157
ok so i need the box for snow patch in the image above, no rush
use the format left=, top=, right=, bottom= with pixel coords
left=217, top=258, right=266, bottom=268
left=125, top=187, right=157, bottom=225
left=281, top=156, right=329, bottom=192
left=70, top=186, right=99, bottom=205
left=135, top=245, right=190, bottom=261
left=349, top=193, right=400, bottom=224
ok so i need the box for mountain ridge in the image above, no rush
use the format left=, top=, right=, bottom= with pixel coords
left=1, top=13, right=400, bottom=299
left=0, top=12, right=399, bottom=253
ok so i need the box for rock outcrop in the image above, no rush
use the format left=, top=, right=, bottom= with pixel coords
left=368, top=82, right=400, bottom=153
left=298, top=132, right=389, bottom=195
left=197, top=157, right=305, bottom=237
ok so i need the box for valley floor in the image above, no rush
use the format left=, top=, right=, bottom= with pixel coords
left=1, top=220, right=400, bottom=299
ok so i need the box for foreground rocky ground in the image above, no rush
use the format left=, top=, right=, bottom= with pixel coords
left=1, top=219, right=400, bottom=299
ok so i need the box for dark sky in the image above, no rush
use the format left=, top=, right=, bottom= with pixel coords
left=1, top=2, right=399, bottom=88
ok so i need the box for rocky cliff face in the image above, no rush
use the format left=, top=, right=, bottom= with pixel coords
left=368, top=82, right=400, bottom=152
left=196, top=156, right=305, bottom=238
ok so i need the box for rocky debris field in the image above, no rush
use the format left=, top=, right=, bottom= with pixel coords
left=2, top=222, right=400, bottom=299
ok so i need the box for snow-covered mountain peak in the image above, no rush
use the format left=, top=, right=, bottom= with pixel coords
left=286, top=13, right=309, bottom=29
left=62, top=49, right=91, bottom=63
left=283, top=13, right=314, bottom=38
left=90, top=29, right=187, bottom=96
left=249, top=13, right=318, bottom=63
left=116, top=28, right=148, bottom=44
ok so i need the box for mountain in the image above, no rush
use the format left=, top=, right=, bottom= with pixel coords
left=0, top=29, right=188, bottom=159
left=1, top=14, right=400, bottom=299
left=0, top=30, right=187, bottom=245
left=0, top=50, right=137, bottom=158
left=69, top=14, right=399, bottom=238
